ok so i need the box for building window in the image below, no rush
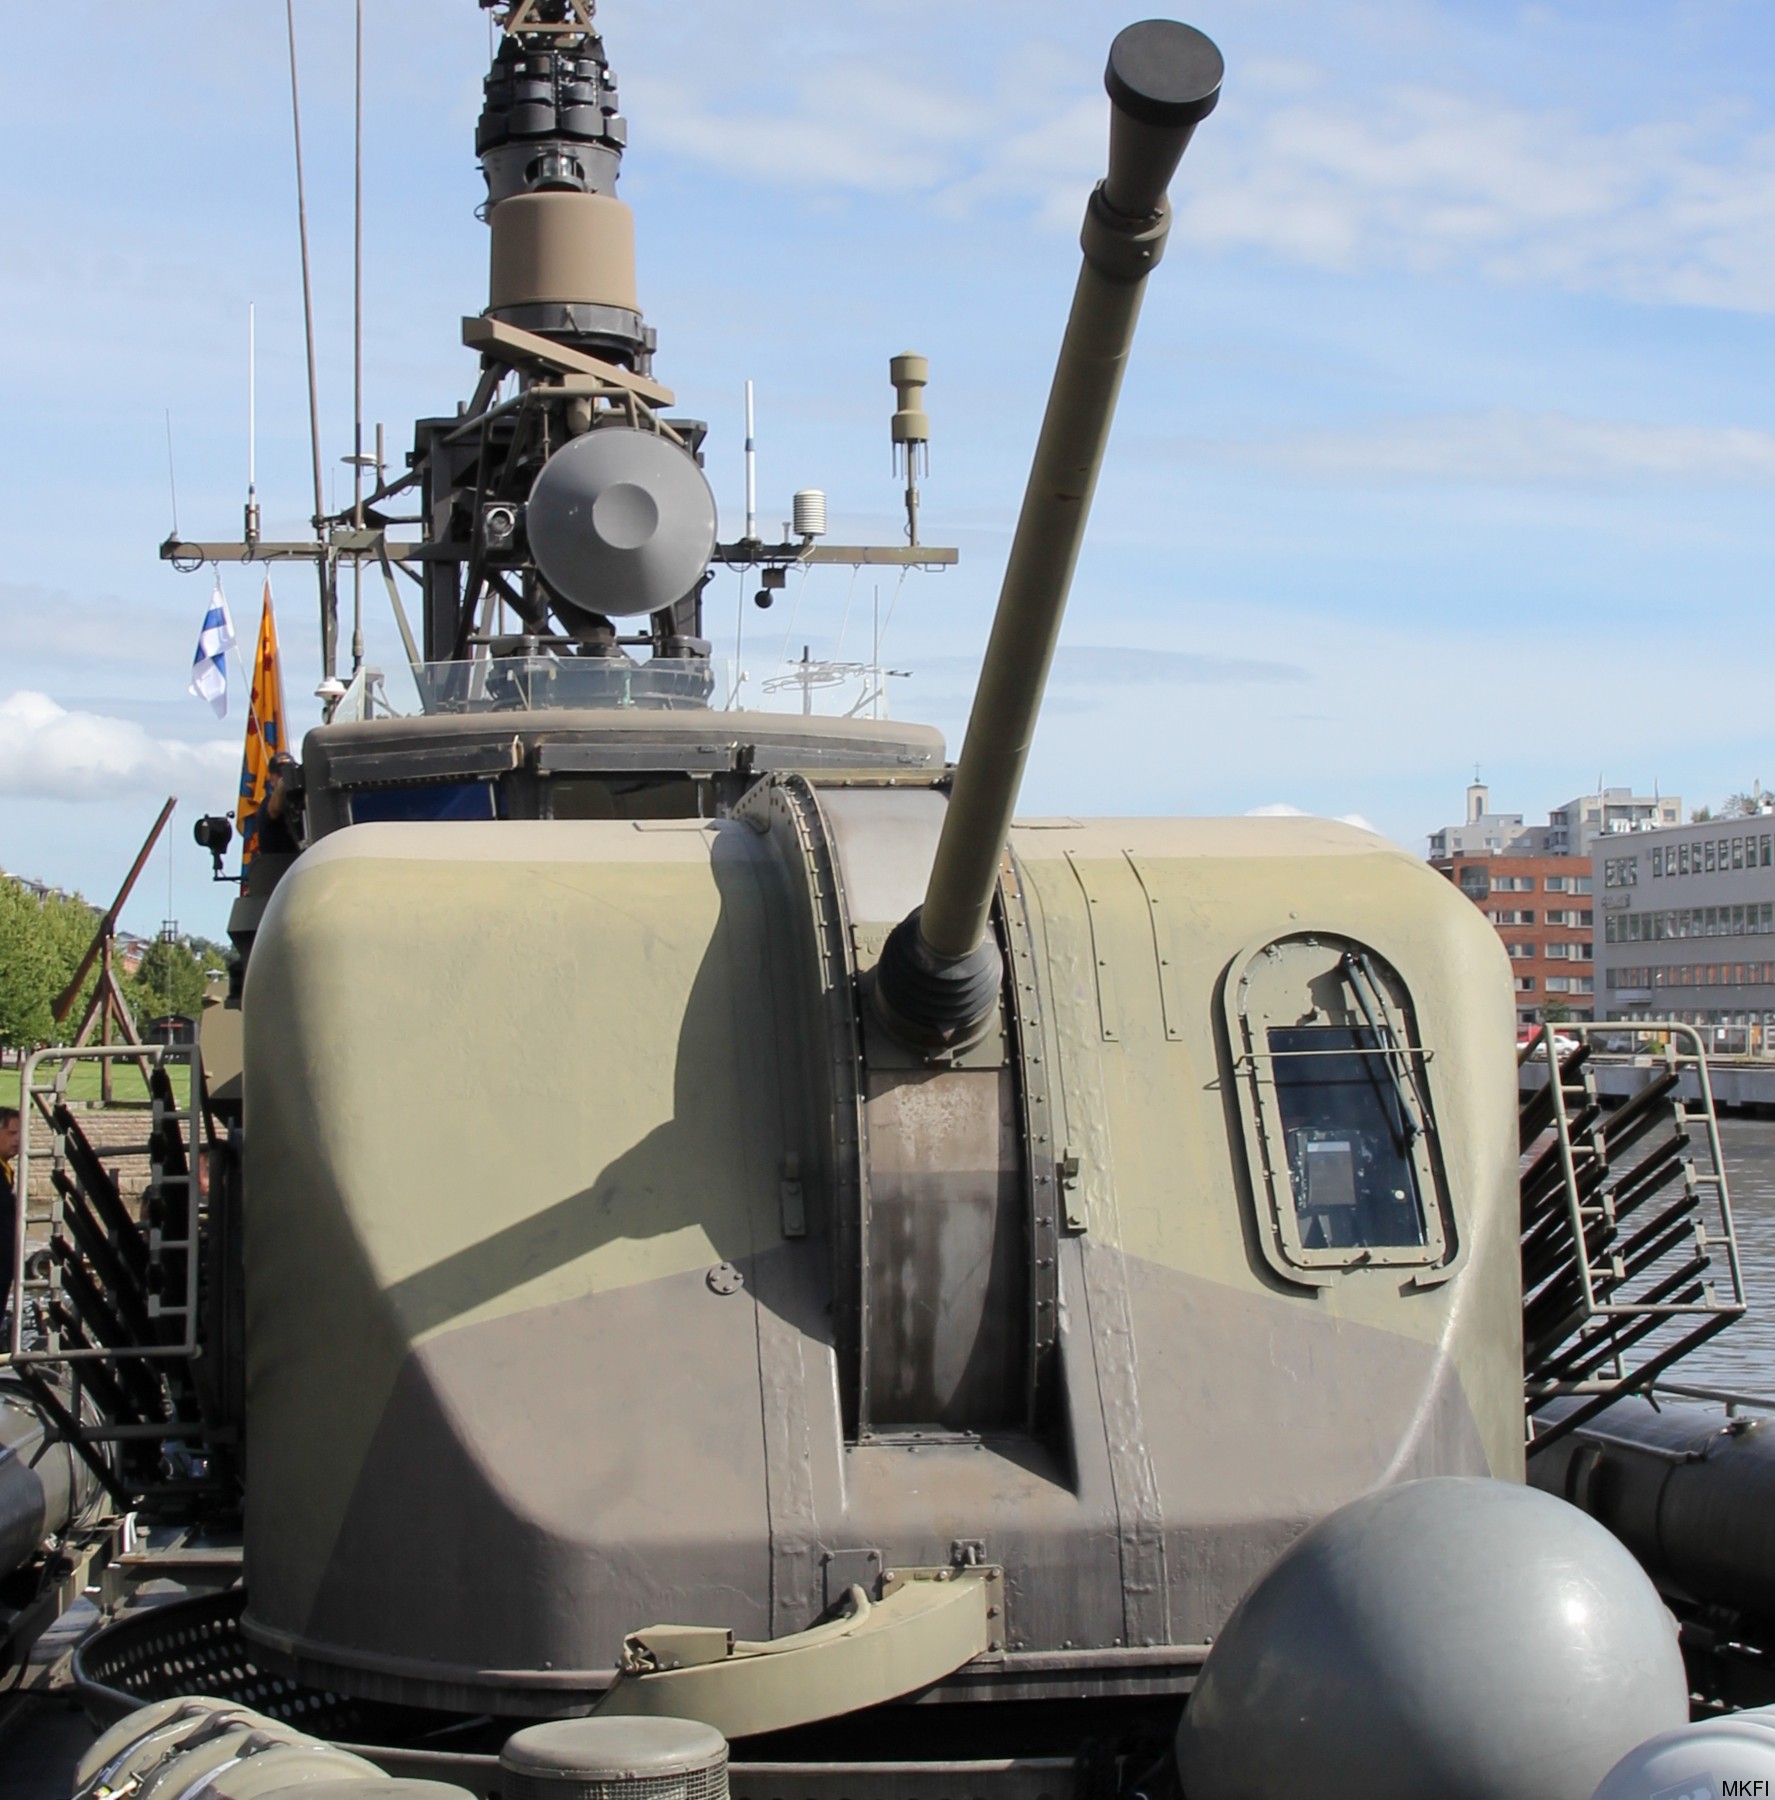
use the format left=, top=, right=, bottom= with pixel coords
left=1679, top=844, right=1691, bottom=875
left=1705, top=841, right=1717, bottom=873
left=1763, top=835, right=1772, bottom=867
left=1515, top=976, right=1536, bottom=992
left=1653, top=848, right=1665, bottom=878
left=1734, top=838, right=1746, bottom=870
left=1574, top=976, right=1594, bottom=994
left=1547, top=976, right=1571, bottom=992
left=1604, top=856, right=1639, bottom=888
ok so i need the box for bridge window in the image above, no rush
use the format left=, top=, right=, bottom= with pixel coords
left=348, top=780, right=504, bottom=824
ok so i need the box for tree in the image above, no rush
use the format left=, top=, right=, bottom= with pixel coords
left=126, top=937, right=222, bottom=1021
left=0, top=879, right=61, bottom=1048
left=1691, top=805, right=1714, bottom=823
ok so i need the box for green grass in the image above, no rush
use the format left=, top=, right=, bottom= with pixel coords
left=4, top=1054, right=194, bottom=1110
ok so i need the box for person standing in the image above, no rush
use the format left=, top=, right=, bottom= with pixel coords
left=0, top=1105, right=18, bottom=1325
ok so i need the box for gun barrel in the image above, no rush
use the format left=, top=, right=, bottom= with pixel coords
left=875, top=20, right=1221, bottom=1049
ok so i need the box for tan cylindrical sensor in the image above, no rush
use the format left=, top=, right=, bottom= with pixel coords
left=488, top=191, right=640, bottom=312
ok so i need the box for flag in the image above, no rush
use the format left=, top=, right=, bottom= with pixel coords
left=238, top=581, right=288, bottom=872
left=187, top=579, right=236, bottom=719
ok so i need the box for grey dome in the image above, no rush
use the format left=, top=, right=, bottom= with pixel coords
left=1176, top=1477, right=1688, bottom=1800
left=528, top=426, right=717, bottom=620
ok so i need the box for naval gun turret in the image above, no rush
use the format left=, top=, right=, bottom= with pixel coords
left=226, top=7, right=1528, bottom=1741
left=21, top=5, right=1701, bottom=1794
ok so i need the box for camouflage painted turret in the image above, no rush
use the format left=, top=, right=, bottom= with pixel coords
left=225, top=11, right=1525, bottom=1734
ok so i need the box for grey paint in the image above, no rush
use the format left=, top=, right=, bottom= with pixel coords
left=1176, top=1477, right=1689, bottom=1800
left=527, top=428, right=717, bottom=621
left=0, top=1382, right=95, bottom=1578
left=1531, top=1396, right=1775, bottom=1623
left=247, top=1248, right=1487, bottom=1712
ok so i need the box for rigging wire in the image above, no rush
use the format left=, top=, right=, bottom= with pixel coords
left=878, top=564, right=911, bottom=643
left=731, top=564, right=745, bottom=708
left=162, top=410, right=180, bottom=539
left=784, top=558, right=842, bottom=673
left=829, top=562, right=860, bottom=662
left=350, top=0, right=365, bottom=675
left=284, top=0, right=335, bottom=681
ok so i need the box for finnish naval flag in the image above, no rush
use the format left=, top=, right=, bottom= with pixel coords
left=188, top=580, right=236, bottom=719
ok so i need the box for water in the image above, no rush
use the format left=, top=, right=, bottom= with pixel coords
left=1678, top=1114, right=1775, bottom=1395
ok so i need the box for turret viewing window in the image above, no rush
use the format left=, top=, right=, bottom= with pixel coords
left=1266, top=1025, right=1428, bottom=1252
left=1225, top=933, right=1457, bottom=1286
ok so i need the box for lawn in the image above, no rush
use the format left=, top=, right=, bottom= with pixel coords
left=3, top=1053, right=194, bottom=1110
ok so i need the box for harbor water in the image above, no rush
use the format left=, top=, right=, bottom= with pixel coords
left=1683, top=1114, right=1775, bottom=1395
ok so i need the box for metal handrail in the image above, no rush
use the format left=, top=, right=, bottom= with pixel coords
left=7, top=1042, right=202, bottom=1364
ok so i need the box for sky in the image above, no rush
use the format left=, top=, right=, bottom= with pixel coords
left=1, top=0, right=1771, bottom=940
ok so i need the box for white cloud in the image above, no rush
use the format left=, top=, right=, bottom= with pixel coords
left=0, top=691, right=235, bottom=803
left=1247, top=801, right=1383, bottom=835
left=1178, top=86, right=1775, bottom=311
left=0, top=583, right=191, bottom=668
left=628, top=25, right=1775, bottom=313
left=627, top=64, right=985, bottom=195
left=1210, top=410, right=1775, bottom=486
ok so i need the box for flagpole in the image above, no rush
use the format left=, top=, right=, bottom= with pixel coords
left=350, top=0, right=366, bottom=677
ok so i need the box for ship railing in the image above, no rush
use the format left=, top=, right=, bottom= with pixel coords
left=1646, top=1378, right=1775, bottom=1419
left=398, top=654, right=916, bottom=720
left=1519, top=1020, right=1749, bottom=1454
left=4, top=1043, right=219, bottom=1506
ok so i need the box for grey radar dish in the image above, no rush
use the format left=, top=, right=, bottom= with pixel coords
left=527, top=426, right=717, bottom=620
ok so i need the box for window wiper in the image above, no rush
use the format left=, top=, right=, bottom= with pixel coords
left=1341, top=949, right=1430, bottom=1154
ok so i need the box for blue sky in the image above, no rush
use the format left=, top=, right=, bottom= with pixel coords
left=1, top=0, right=1770, bottom=939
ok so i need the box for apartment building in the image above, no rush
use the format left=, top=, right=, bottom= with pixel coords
left=1546, top=787, right=1682, bottom=858
left=1428, top=783, right=1679, bottom=863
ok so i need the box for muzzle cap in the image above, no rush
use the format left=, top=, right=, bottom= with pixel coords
left=1103, top=20, right=1223, bottom=219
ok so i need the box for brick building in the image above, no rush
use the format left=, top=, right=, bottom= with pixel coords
left=1430, top=850, right=1595, bottom=1025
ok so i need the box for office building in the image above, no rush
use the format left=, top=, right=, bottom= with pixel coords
left=1595, top=812, right=1775, bottom=1042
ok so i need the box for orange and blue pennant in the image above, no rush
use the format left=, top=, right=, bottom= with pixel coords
left=237, top=579, right=288, bottom=874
